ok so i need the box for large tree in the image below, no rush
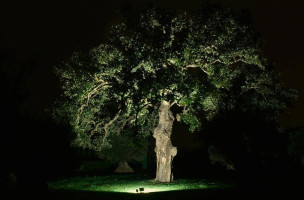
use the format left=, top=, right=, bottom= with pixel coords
left=54, top=4, right=296, bottom=182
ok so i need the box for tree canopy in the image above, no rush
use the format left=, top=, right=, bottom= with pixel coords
left=54, top=4, right=297, bottom=163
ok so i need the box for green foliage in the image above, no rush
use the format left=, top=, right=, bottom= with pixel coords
left=180, top=111, right=200, bottom=132
left=54, top=4, right=296, bottom=163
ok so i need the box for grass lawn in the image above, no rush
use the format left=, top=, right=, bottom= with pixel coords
left=48, top=174, right=235, bottom=199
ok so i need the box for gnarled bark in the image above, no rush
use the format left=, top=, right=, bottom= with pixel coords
left=153, top=101, right=177, bottom=182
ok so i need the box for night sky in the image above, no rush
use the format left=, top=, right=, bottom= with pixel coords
left=1, top=0, right=304, bottom=127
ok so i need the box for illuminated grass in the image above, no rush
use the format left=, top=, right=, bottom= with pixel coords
left=48, top=174, right=233, bottom=193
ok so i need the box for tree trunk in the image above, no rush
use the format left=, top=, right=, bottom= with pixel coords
left=114, top=161, right=134, bottom=173
left=153, top=101, right=177, bottom=182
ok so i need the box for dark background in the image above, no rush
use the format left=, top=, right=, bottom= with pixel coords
left=1, top=0, right=304, bottom=199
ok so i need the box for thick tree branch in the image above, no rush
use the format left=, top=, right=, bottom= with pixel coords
left=186, top=64, right=210, bottom=75
left=239, top=86, right=266, bottom=99
left=76, top=81, right=110, bottom=124
left=90, top=122, right=104, bottom=137
left=117, top=115, right=134, bottom=135
left=101, top=110, right=121, bottom=147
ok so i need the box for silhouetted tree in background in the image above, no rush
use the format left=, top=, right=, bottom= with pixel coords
left=288, top=127, right=304, bottom=166
left=0, top=48, right=80, bottom=199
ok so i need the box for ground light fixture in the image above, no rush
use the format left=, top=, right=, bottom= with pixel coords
left=135, top=187, right=144, bottom=193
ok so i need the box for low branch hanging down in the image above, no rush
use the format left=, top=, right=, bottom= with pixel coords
left=76, top=81, right=110, bottom=125
left=101, top=110, right=122, bottom=147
